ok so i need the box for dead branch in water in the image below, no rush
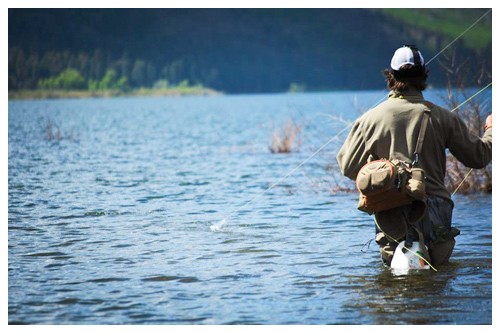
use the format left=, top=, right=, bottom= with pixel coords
left=45, top=118, right=79, bottom=142
left=269, top=119, right=302, bottom=154
left=45, top=120, right=62, bottom=141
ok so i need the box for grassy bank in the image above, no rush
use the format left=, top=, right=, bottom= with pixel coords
left=380, top=9, right=491, bottom=50
left=8, top=86, right=222, bottom=100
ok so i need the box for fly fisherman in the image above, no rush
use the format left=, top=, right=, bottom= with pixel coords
left=336, top=45, right=492, bottom=267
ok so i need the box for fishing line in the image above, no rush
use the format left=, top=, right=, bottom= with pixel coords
left=449, top=82, right=492, bottom=113
left=426, top=9, right=492, bottom=65
left=211, top=135, right=337, bottom=231
left=344, top=9, right=493, bottom=130
left=211, top=9, right=491, bottom=231
left=309, top=8, right=493, bottom=154
left=374, top=218, right=438, bottom=272
left=448, top=81, right=493, bottom=195
left=451, top=168, right=474, bottom=196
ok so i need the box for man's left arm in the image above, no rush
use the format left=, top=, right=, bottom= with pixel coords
left=336, top=120, right=370, bottom=180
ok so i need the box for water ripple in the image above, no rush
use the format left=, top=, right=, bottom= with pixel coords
left=8, top=94, right=491, bottom=324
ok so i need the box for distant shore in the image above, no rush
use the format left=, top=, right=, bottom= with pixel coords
left=8, top=86, right=222, bottom=100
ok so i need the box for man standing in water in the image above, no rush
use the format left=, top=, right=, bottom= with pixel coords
left=336, top=45, right=492, bottom=267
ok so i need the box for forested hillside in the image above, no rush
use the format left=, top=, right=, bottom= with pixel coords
left=8, top=8, right=491, bottom=94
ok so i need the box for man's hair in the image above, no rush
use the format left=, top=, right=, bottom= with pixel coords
left=383, top=64, right=429, bottom=91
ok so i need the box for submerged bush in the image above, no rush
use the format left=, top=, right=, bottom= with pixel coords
left=270, top=119, right=301, bottom=154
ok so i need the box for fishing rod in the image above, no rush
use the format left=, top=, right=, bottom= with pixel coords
left=211, top=9, right=492, bottom=231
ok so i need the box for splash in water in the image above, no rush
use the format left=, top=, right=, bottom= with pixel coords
left=210, top=219, right=227, bottom=232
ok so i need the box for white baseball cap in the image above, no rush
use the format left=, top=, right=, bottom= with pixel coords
left=390, top=46, right=425, bottom=71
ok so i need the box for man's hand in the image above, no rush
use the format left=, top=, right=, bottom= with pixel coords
left=485, top=114, right=492, bottom=130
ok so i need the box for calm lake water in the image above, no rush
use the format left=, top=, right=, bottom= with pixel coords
left=8, top=91, right=492, bottom=324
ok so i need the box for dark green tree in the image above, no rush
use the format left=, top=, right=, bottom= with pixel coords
left=131, top=59, right=147, bottom=87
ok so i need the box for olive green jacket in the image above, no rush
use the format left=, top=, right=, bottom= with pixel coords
left=337, top=88, right=492, bottom=202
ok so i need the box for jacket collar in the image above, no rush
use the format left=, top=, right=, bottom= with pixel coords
left=388, top=88, right=424, bottom=102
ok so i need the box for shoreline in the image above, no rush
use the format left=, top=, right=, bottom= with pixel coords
left=8, top=87, right=222, bottom=100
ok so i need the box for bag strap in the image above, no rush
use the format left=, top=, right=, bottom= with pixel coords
left=412, top=105, right=431, bottom=166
